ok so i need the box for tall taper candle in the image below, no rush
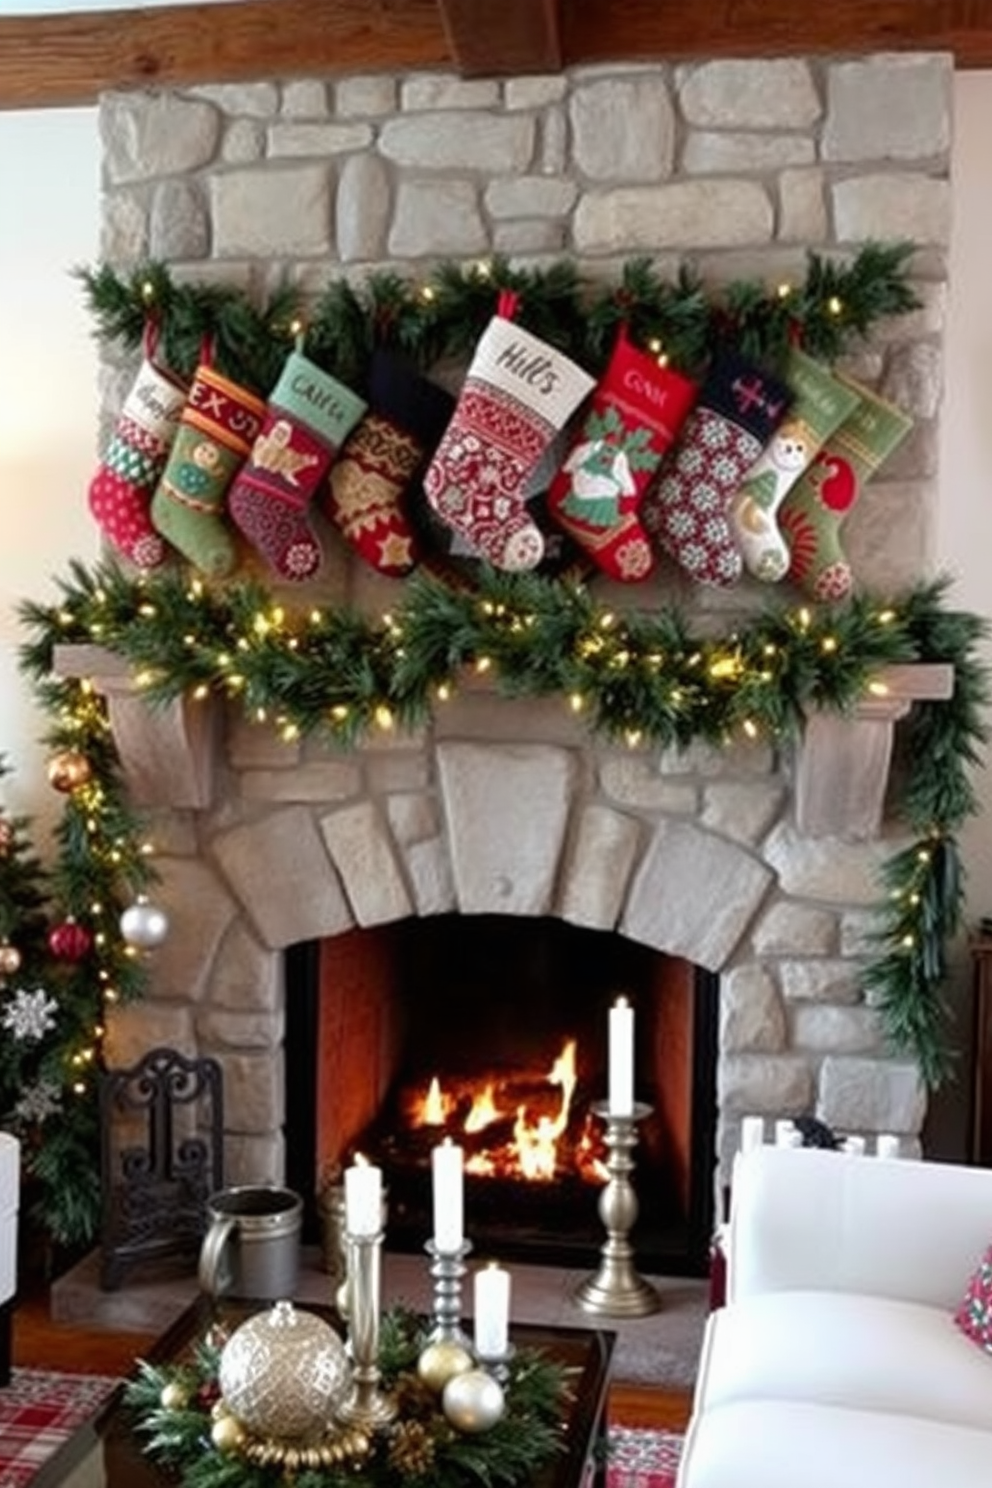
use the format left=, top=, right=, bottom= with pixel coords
left=474, top=1262, right=511, bottom=1359
left=608, top=996, right=634, bottom=1117
left=432, top=1137, right=464, bottom=1252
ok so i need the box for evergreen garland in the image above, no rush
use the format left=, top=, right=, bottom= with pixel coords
left=1, top=241, right=979, bottom=1249
left=16, top=559, right=990, bottom=1090
left=124, top=1307, right=569, bottom=1488
left=79, top=241, right=920, bottom=392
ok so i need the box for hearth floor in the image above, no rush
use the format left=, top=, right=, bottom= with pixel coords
left=50, top=1246, right=708, bottom=1390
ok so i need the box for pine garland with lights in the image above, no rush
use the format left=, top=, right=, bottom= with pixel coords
left=16, top=558, right=990, bottom=1088
left=79, top=240, right=920, bottom=391
left=124, top=1306, right=568, bottom=1488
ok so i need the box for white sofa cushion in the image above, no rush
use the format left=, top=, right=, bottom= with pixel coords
left=676, top=1399, right=992, bottom=1488
left=0, top=1132, right=18, bottom=1303
left=693, top=1289, right=992, bottom=1433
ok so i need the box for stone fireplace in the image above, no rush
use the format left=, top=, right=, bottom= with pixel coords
left=73, top=50, right=952, bottom=1267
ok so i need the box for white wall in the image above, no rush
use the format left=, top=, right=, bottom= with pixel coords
left=2, top=72, right=991, bottom=893
left=936, top=72, right=992, bottom=906
left=0, top=108, right=101, bottom=833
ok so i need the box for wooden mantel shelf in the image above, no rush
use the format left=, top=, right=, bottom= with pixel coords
left=1, top=0, right=991, bottom=111
left=51, top=643, right=953, bottom=840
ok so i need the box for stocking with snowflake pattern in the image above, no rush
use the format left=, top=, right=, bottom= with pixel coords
left=423, top=290, right=595, bottom=572
left=546, top=325, right=697, bottom=582
left=642, top=350, right=793, bottom=588
left=729, top=348, right=862, bottom=583
left=150, top=361, right=267, bottom=579
left=779, top=375, right=913, bottom=600
left=87, top=329, right=188, bottom=570
left=229, top=345, right=366, bottom=582
left=325, top=350, right=454, bottom=577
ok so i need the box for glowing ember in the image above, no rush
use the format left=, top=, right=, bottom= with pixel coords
left=406, top=1036, right=602, bottom=1183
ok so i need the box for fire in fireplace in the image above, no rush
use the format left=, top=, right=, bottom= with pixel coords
left=284, top=914, right=718, bottom=1276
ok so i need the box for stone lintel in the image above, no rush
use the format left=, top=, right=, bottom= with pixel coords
left=53, top=642, right=218, bottom=809
left=796, top=662, right=954, bottom=841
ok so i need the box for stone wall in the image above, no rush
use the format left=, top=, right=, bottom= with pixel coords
left=94, top=53, right=953, bottom=1194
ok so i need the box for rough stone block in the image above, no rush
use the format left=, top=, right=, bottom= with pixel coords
left=621, top=820, right=773, bottom=969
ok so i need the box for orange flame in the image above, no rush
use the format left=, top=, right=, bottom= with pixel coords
left=465, top=1082, right=501, bottom=1133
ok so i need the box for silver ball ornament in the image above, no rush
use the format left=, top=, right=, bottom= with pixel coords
left=442, top=1368, right=506, bottom=1432
left=218, top=1300, right=350, bottom=1441
left=120, top=895, right=170, bottom=949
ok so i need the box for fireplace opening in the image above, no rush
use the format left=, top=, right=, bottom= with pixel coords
left=284, top=916, right=718, bottom=1276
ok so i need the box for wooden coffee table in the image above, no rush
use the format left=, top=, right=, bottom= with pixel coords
left=35, top=1295, right=616, bottom=1488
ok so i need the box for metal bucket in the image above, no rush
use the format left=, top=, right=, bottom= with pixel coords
left=198, top=1185, right=302, bottom=1301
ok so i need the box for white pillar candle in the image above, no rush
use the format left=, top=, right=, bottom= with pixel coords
left=344, top=1156, right=382, bottom=1237
left=774, top=1119, right=796, bottom=1147
left=431, top=1137, right=464, bottom=1252
left=740, top=1115, right=765, bottom=1153
left=843, top=1135, right=867, bottom=1156
left=608, top=996, right=635, bottom=1116
left=875, top=1134, right=901, bottom=1159
left=474, top=1261, right=511, bottom=1358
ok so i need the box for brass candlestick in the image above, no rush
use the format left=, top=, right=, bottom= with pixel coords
left=337, top=1229, right=397, bottom=1429
left=425, top=1238, right=474, bottom=1349
left=574, top=1100, right=661, bottom=1317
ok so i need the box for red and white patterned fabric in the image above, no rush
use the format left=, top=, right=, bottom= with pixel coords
left=424, top=301, right=595, bottom=571
left=606, top=1426, right=684, bottom=1488
left=0, top=1368, right=119, bottom=1488
left=954, top=1243, right=992, bottom=1352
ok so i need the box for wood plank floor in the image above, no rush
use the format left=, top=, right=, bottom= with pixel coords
left=11, top=1279, right=693, bottom=1431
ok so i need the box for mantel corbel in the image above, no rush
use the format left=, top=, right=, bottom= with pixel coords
left=52, top=643, right=219, bottom=810
left=794, top=662, right=955, bottom=841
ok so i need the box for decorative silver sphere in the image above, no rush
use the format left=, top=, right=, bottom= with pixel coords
left=120, top=894, right=170, bottom=949
left=442, top=1368, right=506, bottom=1433
left=218, top=1300, right=351, bottom=1440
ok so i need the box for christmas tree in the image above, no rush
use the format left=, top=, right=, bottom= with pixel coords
left=0, top=747, right=157, bottom=1255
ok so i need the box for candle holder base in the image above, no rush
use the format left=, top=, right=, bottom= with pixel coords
left=574, top=1100, right=661, bottom=1320
left=337, top=1386, right=398, bottom=1430
left=573, top=1266, right=661, bottom=1318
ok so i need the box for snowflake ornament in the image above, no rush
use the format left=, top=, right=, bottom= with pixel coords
left=14, top=1079, right=62, bottom=1124
left=2, top=986, right=58, bottom=1041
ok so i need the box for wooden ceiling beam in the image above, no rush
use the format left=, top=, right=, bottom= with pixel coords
left=436, top=0, right=562, bottom=79
left=1, top=0, right=990, bottom=112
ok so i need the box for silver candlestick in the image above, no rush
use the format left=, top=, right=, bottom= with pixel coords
left=574, top=1100, right=661, bottom=1317
left=337, top=1229, right=397, bottom=1429
left=425, top=1238, right=474, bottom=1349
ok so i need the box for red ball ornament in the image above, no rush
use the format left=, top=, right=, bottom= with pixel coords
left=0, top=817, right=14, bottom=857
left=48, top=917, right=93, bottom=962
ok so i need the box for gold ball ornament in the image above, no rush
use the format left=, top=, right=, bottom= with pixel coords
left=47, top=750, right=93, bottom=793
left=159, top=1380, right=189, bottom=1411
left=442, top=1368, right=506, bottom=1433
left=218, top=1299, right=350, bottom=1441
left=0, top=942, right=22, bottom=977
left=416, top=1340, right=474, bottom=1394
left=210, top=1413, right=246, bottom=1454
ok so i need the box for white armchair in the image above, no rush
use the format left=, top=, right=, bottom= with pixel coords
left=0, top=1132, right=19, bottom=1387
left=677, top=1145, right=992, bottom=1488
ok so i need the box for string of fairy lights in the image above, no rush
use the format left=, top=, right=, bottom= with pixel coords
left=16, top=560, right=990, bottom=1116
left=4, top=241, right=987, bottom=1246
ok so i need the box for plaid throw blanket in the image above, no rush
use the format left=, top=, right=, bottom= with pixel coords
left=0, top=1368, right=120, bottom=1488
left=606, top=1426, right=684, bottom=1488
